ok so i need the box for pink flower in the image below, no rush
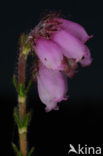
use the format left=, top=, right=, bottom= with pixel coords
left=31, top=14, right=93, bottom=111
left=52, top=29, right=88, bottom=62
left=37, top=63, right=68, bottom=112
left=54, top=17, right=93, bottom=43
left=34, top=38, right=64, bottom=70
left=32, top=14, right=92, bottom=71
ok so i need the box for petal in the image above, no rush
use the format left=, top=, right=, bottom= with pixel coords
left=34, top=38, right=64, bottom=70
left=80, top=47, right=93, bottom=67
left=52, top=30, right=87, bottom=62
left=37, top=64, right=68, bottom=112
left=55, top=18, right=93, bottom=43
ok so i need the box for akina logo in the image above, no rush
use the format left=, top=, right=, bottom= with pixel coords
left=68, top=144, right=102, bottom=155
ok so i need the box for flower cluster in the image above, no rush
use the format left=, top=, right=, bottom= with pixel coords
left=31, top=14, right=92, bottom=112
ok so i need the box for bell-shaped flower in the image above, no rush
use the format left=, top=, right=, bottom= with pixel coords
left=34, top=38, right=64, bottom=70
left=31, top=14, right=93, bottom=112
left=52, top=29, right=89, bottom=62
left=37, top=63, right=68, bottom=112
left=33, top=14, right=92, bottom=72
left=55, top=18, right=93, bottom=43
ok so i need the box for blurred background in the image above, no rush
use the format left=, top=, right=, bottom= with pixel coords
left=1, top=0, right=103, bottom=155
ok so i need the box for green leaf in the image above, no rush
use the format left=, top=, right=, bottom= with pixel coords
left=23, top=43, right=31, bottom=56
left=19, top=33, right=31, bottom=56
left=25, top=80, right=32, bottom=94
left=27, top=147, right=35, bottom=156
left=19, top=84, right=25, bottom=97
left=14, top=107, right=31, bottom=129
left=19, top=34, right=28, bottom=47
left=13, top=75, right=18, bottom=93
left=12, top=143, right=23, bottom=156
left=14, top=107, right=22, bottom=128
left=22, top=112, right=31, bottom=127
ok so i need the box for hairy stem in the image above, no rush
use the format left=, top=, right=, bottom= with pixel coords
left=18, top=96, right=27, bottom=156
left=13, top=34, right=32, bottom=156
left=18, top=50, right=26, bottom=86
left=18, top=51, right=27, bottom=156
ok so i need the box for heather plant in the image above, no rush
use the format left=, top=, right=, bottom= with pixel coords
left=12, top=13, right=92, bottom=156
